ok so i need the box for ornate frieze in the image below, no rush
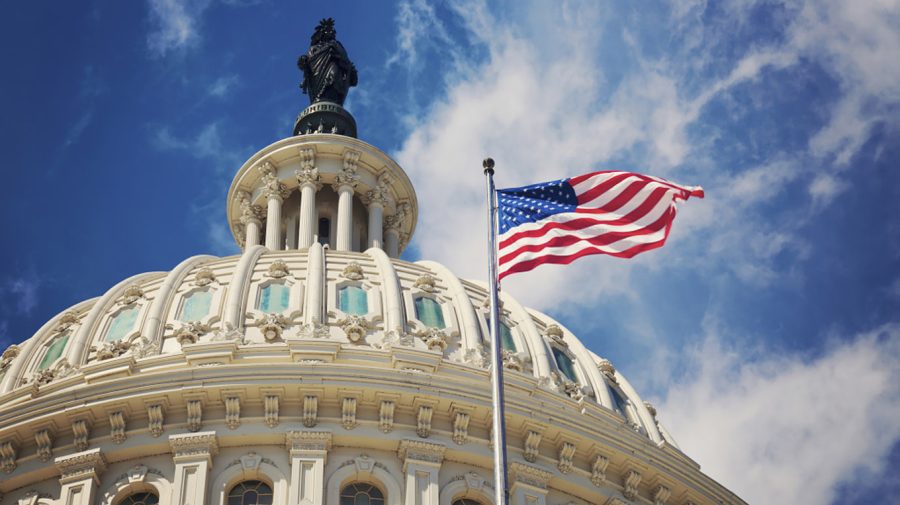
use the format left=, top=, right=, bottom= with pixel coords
left=55, top=448, right=106, bottom=483
left=225, top=397, right=240, bottom=430
left=364, top=173, right=393, bottom=207
left=379, top=400, right=395, bottom=433
left=186, top=400, right=203, bottom=432
left=172, top=321, right=211, bottom=347
left=298, top=321, right=330, bottom=339
left=398, top=439, right=445, bottom=465
left=147, top=404, right=165, bottom=437
left=452, top=411, right=470, bottom=445
left=264, top=395, right=280, bottom=428
left=341, top=397, right=357, bottom=430
left=303, top=395, right=319, bottom=427
left=169, top=431, right=218, bottom=459
left=255, top=313, right=291, bottom=341
left=523, top=430, right=543, bottom=463
left=509, top=461, right=552, bottom=490
left=34, top=429, right=53, bottom=462
left=72, top=419, right=90, bottom=451
left=109, top=411, right=127, bottom=444
left=591, top=453, right=610, bottom=486
left=557, top=441, right=576, bottom=474
left=624, top=469, right=642, bottom=500
left=29, top=358, right=75, bottom=388
left=416, top=405, right=433, bottom=438
left=416, top=327, right=448, bottom=352
left=92, top=339, right=132, bottom=361
left=338, top=315, right=368, bottom=343
left=285, top=431, right=332, bottom=453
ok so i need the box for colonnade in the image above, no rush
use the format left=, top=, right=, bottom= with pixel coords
left=237, top=152, right=407, bottom=257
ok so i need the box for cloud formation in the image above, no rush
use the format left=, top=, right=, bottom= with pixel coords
left=146, top=0, right=210, bottom=56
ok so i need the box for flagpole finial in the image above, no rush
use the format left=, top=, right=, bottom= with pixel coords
left=483, top=157, right=495, bottom=175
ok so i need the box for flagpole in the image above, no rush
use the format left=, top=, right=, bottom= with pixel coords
left=483, top=157, right=510, bottom=505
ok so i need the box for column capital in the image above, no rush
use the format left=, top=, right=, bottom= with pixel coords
left=258, top=160, right=290, bottom=201
left=169, top=431, right=218, bottom=462
left=55, top=448, right=107, bottom=485
left=509, top=461, right=552, bottom=491
left=385, top=201, right=411, bottom=232
left=285, top=430, right=332, bottom=455
left=295, top=166, right=322, bottom=190
left=364, top=173, right=393, bottom=208
left=397, top=439, right=445, bottom=467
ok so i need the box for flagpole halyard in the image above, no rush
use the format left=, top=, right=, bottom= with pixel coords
left=484, top=157, right=510, bottom=505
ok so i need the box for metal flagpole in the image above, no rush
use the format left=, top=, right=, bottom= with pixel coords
left=483, top=157, right=510, bottom=505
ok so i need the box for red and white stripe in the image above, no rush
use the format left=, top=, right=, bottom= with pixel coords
left=498, top=171, right=703, bottom=280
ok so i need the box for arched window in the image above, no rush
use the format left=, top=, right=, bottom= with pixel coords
left=552, top=347, right=578, bottom=383
left=339, top=285, right=368, bottom=315
left=38, top=333, right=70, bottom=370
left=179, top=290, right=212, bottom=321
left=318, top=217, right=331, bottom=246
left=258, top=284, right=290, bottom=313
left=486, top=318, right=517, bottom=351
left=105, top=306, right=140, bottom=342
left=452, top=500, right=484, bottom=505
left=118, top=492, right=159, bottom=505
left=414, top=297, right=445, bottom=329
left=227, top=480, right=273, bottom=505
left=609, top=384, right=630, bottom=417
left=340, top=483, right=385, bottom=505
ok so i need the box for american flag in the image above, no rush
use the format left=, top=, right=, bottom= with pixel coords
left=496, top=170, right=704, bottom=280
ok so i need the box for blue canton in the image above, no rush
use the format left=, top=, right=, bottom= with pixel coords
left=496, top=178, right=578, bottom=234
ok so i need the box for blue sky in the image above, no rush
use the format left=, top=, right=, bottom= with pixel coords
left=1, top=1, right=899, bottom=503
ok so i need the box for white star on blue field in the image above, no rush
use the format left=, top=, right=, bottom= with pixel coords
left=1, top=2, right=899, bottom=504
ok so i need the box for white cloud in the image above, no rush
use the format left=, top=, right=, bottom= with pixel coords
left=656, top=324, right=900, bottom=504
left=62, top=110, right=94, bottom=148
left=146, top=0, right=211, bottom=57
left=6, top=277, right=40, bottom=316
left=208, top=75, right=240, bottom=98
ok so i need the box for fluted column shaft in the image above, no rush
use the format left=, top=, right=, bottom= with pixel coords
left=368, top=202, right=384, bottom=249
left=265, top=195, right=283, bottom=250
left=298, top=183, right=317, bottom=248
left=335, top=184, right=353, bottom=251
left=385, top=228, right=400, bottom=258
left=245, top=219, right=261, bottom=248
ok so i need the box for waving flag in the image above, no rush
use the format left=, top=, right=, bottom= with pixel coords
left=496, top=170, right=704, bottom=280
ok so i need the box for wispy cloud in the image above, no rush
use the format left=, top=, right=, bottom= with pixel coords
left=146, top=0, right=211, bottom=57
left=656, top=323, right=900, bottom=504
left=207, top=74, right=240, bottom=98
left=63, top=111, right=94, bottom=148
left=152, top=121, right=246, bottom=170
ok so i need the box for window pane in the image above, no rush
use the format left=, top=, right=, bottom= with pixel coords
left=610, top=386, right=629, bottom=416
left=339, top=286, right=368, bottom=315
left=38, top=333, right=70, bottom=370
left=259, top=284, right=290, bottom=313
left=552, top=347, right=578, bottom=383
left=105, top=306, right=139, bottom=342
left=179, top=290, right=212, bottom=322
left=120, top=492, right=159, bottom=505
left=228, top=481, right=273, bottom=505
left=414, top=297, right=445, bottom=329
left=486, top=319, right=517, bottom=351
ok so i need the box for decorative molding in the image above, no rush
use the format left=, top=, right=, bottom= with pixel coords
left=597, top=358, right=616, bottom=379
left=169, top=432, right=218, bottom=459
left=237, top=190, right=264, bottom=226
left=172, top=321, right=211, bottom=347
left=502, top=349, right=524, bottom=371
left=398, top=439, right=445, bottom=465
left=57, top=311, right=80, bottom=331
left=452, top=411, right=470, bottom=445
left=341, top=397, right=357, bottom=430
left=295, top=148, right=322, bottom=189
left=379, top=400, right=395, bottom=433
left=416, top=405, right=433, bottom=438
left=119, top=284, right=145, bottom=306
left=0, top=440, right=16, bottom=474
left=384, top=201, right=411, bottom=232
left=416, top=327, right=448, bottom=352
left=34, top=429, right=52, bottom=462
left=552, top=441, right=574, bottom=475
left=338, top=315, right=369, bottom=343
left=509, top=461, right=552, bottom=490
left=591, top=454, right=609, bottom=486
left=267, top=260, right=291, bottom=278
left=131, top=336, right=160, bottom=358
left=55, top=448, right=106, bottom=482
left=524, top=430, right=543, bottom=463
left=463, top=346, right=488, bottom=368
left=186, top=399, right=203, bottom=432
left=298, top=321, right=330, bottom=339
left=91, top=339, right=132, bottom=361
left=364, top=173, right=393, bottom=208
left=285, top=431, right=332, bottom=453
left=193, top=267, right=217, bottom=286
left=225, top=396, right=241, bottom=430
left=28, top=358, right=75, bottom=388
left=259, top=160, right=289, bottom=201
left=545, top=324, right=567, bottom=347
left=653, top=485, right=671, bottom=505
left=303, top=395, right=318, bottom=427
left=644, top=401, right=658, bottom=417
left=109, top=411, right=126, bottom=444
left=0, top=344, right=20, bottom=373
left=147, top=404, right=165, bottom=437
left=332, top=150, right=360, bottom=191
left=264, top=394, right=280, bottom=428
left=254, top=313, right=291, bottom=341
left=72, top=419, right=90, bottom=451
left=341, top=262, right=365, bottom=280
left=413, top=274, right=437, bottom=292
left=624, top=470, right=642, bottom=500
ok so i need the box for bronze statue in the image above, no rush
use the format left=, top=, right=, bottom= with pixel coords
left=298, top=18, right=358, bottom=105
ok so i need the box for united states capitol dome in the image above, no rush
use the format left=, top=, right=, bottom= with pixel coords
left=0, top=18, right=743, bottom=505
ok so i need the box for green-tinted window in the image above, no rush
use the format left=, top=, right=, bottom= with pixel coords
left=552, top=347, right=578, bottom=383
left=414, top=297, right=445, bottom=329
left=179, top=290, right=212, bottom=322
left=340, top=483, right=385, bottom=505
left=105, top=306, right=139, bottom=342
left=259, top=284, right=290, bottom=313
left=610, top=386, right=629, bottom=417
left=227, top=480, right=273, bottom=505
left=38, top=333, right=70, bottom=370
left=339, top=286, right=368, bottom=315
left=486, top=319, right=517, bottom=351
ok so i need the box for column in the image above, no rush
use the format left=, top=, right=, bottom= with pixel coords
left=259, top=160, right=288, bottom=250
left=237, top=191, right=263, bottom=249
left=169, top=431, right=218, bottom=505
left=296, top=161, right=321, bottom=249
left=398, top=440, right=445, bottom=505
left=333, top=152, right=359, bottom=251
left=365, top=174, right=391, bottom=250
left=55, top=448, right=106, bottom=505
left=384, top=226, right=400, bottom=258
left=285, top=431, right=332, bottom=505
left=508, top=462, right=551, bottom=505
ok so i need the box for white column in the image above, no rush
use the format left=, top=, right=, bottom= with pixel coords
left=169, top=432, right=218, bottom=505
left=384, top=201, right=410, bottom=258
left=296, top=148, right=320, bottom=249
left=384, top=227, right=400, bottom=258
left=365, top=174, right=391, bottom=250
left=334, top=150, right=360, bottom=252
left=259, top=160, right=288, bottom=250
left=245, top=219, right=262, bottom=248
left=285, top=431, right=332, bottom=505
left=509, top=462, right=551, bottom=505
left=398, top=440, right=445, bottom=505
left=237, top=190, right=263, bottom=249
left=55, top=448, right=106, bottom=505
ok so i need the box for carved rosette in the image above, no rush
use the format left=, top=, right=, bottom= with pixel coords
left=172, top=321, right=211, bottom=347
left=267, top=260, right=291, bottom=278
left=413, top=274, right=437, bottom=292
left=340, top=262, right=365, bottom=280
left=338, top=315, right=369, bottom=343
left=255, top=313, right=291, bottom=342
left=416, top=327, right=448, bottom=352
left=193, top=267, right=216, bottom=286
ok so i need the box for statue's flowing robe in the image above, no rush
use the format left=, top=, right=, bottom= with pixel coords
left=302, top=40, right=356, bottom=104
